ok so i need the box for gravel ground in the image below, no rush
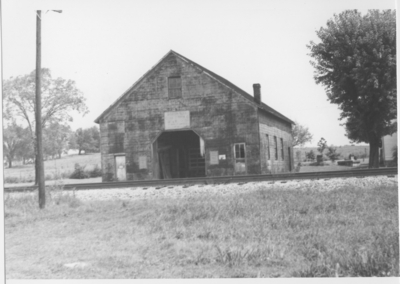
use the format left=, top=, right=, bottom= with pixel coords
left=6, top=175, right=397, bottom=202
left=58, top=175, right=399, bottom=201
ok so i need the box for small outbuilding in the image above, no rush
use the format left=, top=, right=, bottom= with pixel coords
left=95, top=50, right=295, bottom=181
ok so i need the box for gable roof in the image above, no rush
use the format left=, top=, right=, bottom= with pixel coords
left=95, top=50, right=294, bottom=125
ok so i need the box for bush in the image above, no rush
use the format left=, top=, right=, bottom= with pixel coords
left=69, top=163, right=90, bottom=179
left=4, top=176, right=20, bottom=184
left=337, top=160, right=353, bottom=166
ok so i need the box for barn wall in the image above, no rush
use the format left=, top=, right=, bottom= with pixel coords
left=258, top=111, right=293, bottom=173
left=98, top=53, right=261, bottom=181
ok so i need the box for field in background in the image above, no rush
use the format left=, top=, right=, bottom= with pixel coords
left=294, top=145, right=370, bottom=163
left=299, top=159, right=369, bottom=173
left=4, top=153, right=101, bottom=184
left=5, top=182, right=398, bottom=278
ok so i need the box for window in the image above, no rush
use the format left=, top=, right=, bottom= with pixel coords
left=274, top=136, right=278, bottom=160
left=281, top=138, right=284, bottom=160
left=168, top=76, right=182, bottom=98
left=234, top=143, right=246, bottom=174
left=266, top=134, right=270, bottom=160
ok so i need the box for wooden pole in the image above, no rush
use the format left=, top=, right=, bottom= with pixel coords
left=36, top=10, right=45, bottom=209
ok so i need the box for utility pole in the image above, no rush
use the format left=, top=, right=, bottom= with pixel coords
left=36, top=10, right=45, bottom=209
left=35, top=10, right=62, bottom=208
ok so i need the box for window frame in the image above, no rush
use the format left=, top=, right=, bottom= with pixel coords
left=266, top=134, right=270, bottom=160
left=281, top=138, right=284, bottom=160
left=168, top=76, right=182, bottom=98
left=274, top=136, right=278, bottom=160
left=233, top=143, right=247, bottom=174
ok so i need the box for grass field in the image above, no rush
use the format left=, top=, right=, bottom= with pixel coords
left=298, top=160, right=369, bottom=173
left=4, top=153, right=101, bottom=184
left=5, top=182, right=398, bottom=278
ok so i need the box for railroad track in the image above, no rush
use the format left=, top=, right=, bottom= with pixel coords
left=4, top=167, right=398, bottom=193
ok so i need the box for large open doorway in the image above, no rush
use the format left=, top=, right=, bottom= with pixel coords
left=153, top=130, right=205, bottom=179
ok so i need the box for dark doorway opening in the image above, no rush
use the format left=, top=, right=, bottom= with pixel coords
left=154, top=130, right=205, bottom=179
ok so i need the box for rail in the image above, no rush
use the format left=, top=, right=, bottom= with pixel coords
left=4, top=167, right=397, bottom=193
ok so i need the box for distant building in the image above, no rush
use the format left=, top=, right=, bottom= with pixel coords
left=381, top=132, right=397, bottom=166
left=95, top=50, right=294, bottom=181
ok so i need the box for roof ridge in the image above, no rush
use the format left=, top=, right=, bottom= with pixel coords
left=171, top=51, right=294, bottom=124
left=95, top=50, right=294, bottom=125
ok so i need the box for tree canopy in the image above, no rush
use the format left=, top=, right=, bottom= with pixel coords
left=70, top=126, right=100, bottom=155
left=317, top=137, right=327, bottom=154
left=292, top=121, right=313, bottom=147
left=307, top=10, right=396, bottom=168
left=3, top=68, right=88, bottom=182
left=3, top=68, right=88, bottom=135
left=43, top=122, right=72, bottom=159
left=3, top=122, right=31, bottom=168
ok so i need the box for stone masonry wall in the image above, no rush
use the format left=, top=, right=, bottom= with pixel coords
left=258, top=111, right=294, bottom=174
left=98, top=53, right=261, bottom=181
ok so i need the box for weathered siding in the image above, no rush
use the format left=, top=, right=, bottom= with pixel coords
left=258, top=111, right=294, bottom=174
left=99, top=53, right=261, bottom=181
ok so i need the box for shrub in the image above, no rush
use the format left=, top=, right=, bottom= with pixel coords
left=4, top=176, right=20, bottom=184
left=337, top=160, right=353, bottom=166
left=69, top=163, right=90, bottom=179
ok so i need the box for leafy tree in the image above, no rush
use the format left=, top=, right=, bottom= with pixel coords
left=72, top=126, right=100, bottom=155
left=43, top=122, right=72, bottom=159
left=317, top=138, right=327, bottom=154
left=15, top=128, right=34, bottom=164
left=308, top=10, right=396, bottom=168
left=326, top=145, right=341, bottom=162
left=306, top=150, right=315, bottom=161
left=87, top=126, right=100, bottom=152
left=3, top=68, right=88, bottom=181
left=292, top=121, right=313, bottom=147
left=3, top=122, right=30, bottom=167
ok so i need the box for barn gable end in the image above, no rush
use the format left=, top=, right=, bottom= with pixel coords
left=96, top=51, right=294, bottom=181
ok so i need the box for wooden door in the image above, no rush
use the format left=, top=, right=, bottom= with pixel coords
left=115, top=155, right=126, bottom=181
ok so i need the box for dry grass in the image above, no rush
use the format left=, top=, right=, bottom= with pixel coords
left=4, top=153, right=100, bottom=184
left=5, top=182, right=399, bottom=278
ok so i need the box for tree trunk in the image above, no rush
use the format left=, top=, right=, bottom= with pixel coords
left=369, top=137, right=381, bottom=168
left=8, top=158, right=12, bottom=168
left=79, top=149, right=82, bottom=155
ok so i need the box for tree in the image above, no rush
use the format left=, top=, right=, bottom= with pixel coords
left=317, top=138, right=327, bottom=155
left=306, top=150, right=315, bottom=161
left=43, top=122, right=72, bottom=159
left=326, top=145, right=341, bottom=162
left=87, top=126, right=100, bottom=152
left=3, top=122, right=26, bottom=168
left=15, top=128, right=34, bottom=164
left=3, top=68, right=88, bottom=181
left=292, top=121, right=313, bottom=147
left=308, top=10, right=396, bottom=168
left=72, top=126, right=100, bottom=155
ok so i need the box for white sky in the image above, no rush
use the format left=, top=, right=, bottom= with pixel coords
left=2, top=0, right=396, bottom=147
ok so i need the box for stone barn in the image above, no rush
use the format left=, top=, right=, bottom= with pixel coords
left=95, top=50, right=295, bottom=181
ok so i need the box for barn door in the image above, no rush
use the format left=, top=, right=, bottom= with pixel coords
left=115, top=155, right=126, bottom=181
